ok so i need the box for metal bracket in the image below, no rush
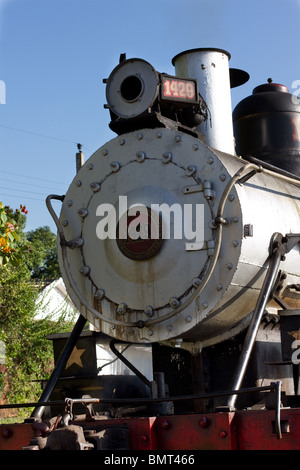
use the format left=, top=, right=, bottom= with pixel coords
left=284, top=233, right=300, bottom=254
left=272, top=381, right=283, bottom=440
left=183, top=180, right=215, bottom=200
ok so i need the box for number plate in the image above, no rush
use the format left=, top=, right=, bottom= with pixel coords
left=160, top=74, right=197, bottom=103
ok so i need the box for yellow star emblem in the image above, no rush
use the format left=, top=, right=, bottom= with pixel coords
left=66, top=345, right=85, bottom=369
left=288, top=328, right=300, bottom=341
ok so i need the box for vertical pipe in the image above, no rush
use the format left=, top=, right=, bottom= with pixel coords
left=76, top=143, right=84, bottom=173
left=172, top=48, right=234, bottom=155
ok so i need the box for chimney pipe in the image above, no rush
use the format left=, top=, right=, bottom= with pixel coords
left=172, top=48, right=234, bottom=155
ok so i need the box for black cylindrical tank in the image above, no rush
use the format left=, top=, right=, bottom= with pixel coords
left=233, top=78, right=300, bottom=176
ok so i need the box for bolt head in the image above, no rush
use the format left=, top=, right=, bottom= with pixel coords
left=110, top=161, right=120, bottom=172
left=169, top=297, right=180, bottom=308
left=2, top=428, right=12, bottom=438
left=186, top=165, right=196, bottom=176
left=161, top=420, right=170, bottom=429
left=117, top=303, right=127, bottom=314
left=144, top=306, right=153, bottom=317
left=78, top=208, right=88, bottom=218
left=95, top=289, right=105, bottom=300
left=79, top=266, right=90, bottom=276
left=199, top=417, right=209, bottom=428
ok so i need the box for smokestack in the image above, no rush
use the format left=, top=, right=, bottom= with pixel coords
left=172, top=48, right=234, bottom=155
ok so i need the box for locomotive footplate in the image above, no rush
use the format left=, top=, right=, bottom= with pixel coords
left=2, top=406, right=300, bottom=450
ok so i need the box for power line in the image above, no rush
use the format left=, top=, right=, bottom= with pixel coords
left=0, top=123, right=92, bottom=152
left=1, top=170, right=67, bottom=186
left=1, top=193, right=46, bottom=202
left=1, top=178, right=66, bottom=191
left=0, top=186, right=50, bottom=196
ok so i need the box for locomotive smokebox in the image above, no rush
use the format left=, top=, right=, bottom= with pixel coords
left=233, top=79, right=300, bottom=176
left=172, top=48, right=235, bottom=154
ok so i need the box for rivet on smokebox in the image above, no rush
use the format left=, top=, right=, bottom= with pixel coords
left=169, top=297, right=180, bottom=308
left=192, top=277, right=201, bottom=287
left=186, top=165, right=196, bottom=176
left=95, top=289, right=105, bottom=300
left=80, top=266, right=90, bottom=276
left=90, top=182, right=101, bottom=192
left=78, top=208, right=88, bottom=218
left=162, top=152, right=172, bottom=163
left=110, top=161, right=120, bottom=172
left=136, top=151, right=146, bottom=162
left=144, top=306, right=153, bottom=317
left=117, top=303, right=127, bottom=314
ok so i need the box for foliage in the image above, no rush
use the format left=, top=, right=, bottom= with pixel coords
left=0, top=203, right=74, bottom=417
left=0, top=203, right=29, bottom=267
left=25, top=226, right=61, bottom=279
left=0, top=263, right=76, bottom=415
left=0, top=203, right=61, bottom=279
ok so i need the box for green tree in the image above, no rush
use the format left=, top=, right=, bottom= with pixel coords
left=0, top=206, right=74, bottom=418
left=26, top=226, right=60, bottom=279
left=25, top=226, right=61, bottom=279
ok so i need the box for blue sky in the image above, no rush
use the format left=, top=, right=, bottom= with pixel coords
left=1, top=0, right=300, bottom=232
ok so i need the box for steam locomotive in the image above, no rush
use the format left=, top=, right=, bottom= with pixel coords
left=2, top=47, right=300, bottom=451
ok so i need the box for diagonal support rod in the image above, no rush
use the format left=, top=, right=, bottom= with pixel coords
left=226, top=233, right=286, bottom=410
